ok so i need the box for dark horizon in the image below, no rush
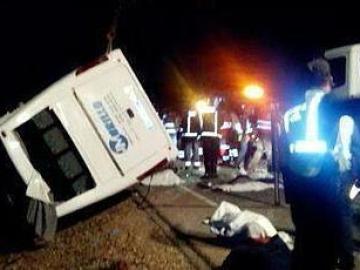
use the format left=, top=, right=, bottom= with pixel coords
left=1, top=3, right=360, bottom=113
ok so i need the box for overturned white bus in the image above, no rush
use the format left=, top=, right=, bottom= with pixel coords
left=0, top=49, right=176, bottom=240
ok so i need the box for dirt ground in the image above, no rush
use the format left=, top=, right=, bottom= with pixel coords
left=0, top=191, right=195, bottom=270
left=2, top=166, right=360, bottom=270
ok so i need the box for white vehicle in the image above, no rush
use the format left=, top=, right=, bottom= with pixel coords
left=325, top=43, right=360, bottom=98
left=0, top=49, right=176, bottom=219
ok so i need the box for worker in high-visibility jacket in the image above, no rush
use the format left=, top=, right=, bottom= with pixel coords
left=233, top=117, right=251, bottom=175
left=282, top=58, right=359, bottom=270
left=162, top=111, right=178, bottom=147
left=199, top=104, right=220, bottom=179
left=219, top=113, right=239, bottom=166
left=181, top=110, right=201, bottom=169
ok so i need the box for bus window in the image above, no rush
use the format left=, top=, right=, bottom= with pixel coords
left=16, top=109, right=96, bottom=202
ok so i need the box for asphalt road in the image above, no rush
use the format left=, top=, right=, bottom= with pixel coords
left=181, top=166, right=360, bottom=242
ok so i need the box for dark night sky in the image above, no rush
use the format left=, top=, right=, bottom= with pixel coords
left=1, top=2, right=360, bottom=113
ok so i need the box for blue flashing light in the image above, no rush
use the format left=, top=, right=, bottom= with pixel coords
left=290, top=140, right=327, bottom=154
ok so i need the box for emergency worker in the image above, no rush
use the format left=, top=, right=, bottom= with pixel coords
left=199, top=103, right=220, bottom=180
left=162, top=111, right=178, bottom=147
left=282, top=58, right=358, bottom=270
left=235, top=106, right=252, bottom=175
left=219, top=111, right=240, bottom=166
left=181, top=109, right=201, bottom=169
left=219, top=112, right=232, bottom=165
left=228, top=113, right=242, bottom=166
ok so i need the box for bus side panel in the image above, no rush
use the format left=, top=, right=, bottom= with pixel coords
left=74, top=64, right=172, bottom=177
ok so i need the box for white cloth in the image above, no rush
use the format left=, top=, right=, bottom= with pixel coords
left=207, top=201, right=277, bottom=239
left=213, top=182, right=274, bottom=193
left=26, top=170, right=52, bottom=204
left=332, top=115, right=355, bottom=172
left=349, top=182, right=360, bottom=200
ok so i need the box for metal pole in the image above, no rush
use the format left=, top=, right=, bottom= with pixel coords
left=271, top=102, right=281, bottom=206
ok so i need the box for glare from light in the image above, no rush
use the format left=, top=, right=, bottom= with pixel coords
left=243, top=85, right=264, bottom=100
left=195, top=100, right=208, bottom=112
left=289, top=140, right=327, bottom=154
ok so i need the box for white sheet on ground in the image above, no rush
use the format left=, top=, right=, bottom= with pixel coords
left=141, top=169, right=185, bottom=186
left=247, top=168, right=274, bottom=180
left=213, top=181, right=275, bottom=193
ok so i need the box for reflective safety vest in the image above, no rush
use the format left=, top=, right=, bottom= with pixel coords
left=256, top=119, right=271, bottom=131
left=284, top=90, right=327, bottom=154
left=199, top=106, right=220, bottom=138
left=164, top=122, right=177, bottom=135
left=183, top=110, right=201, bottom=138
left=284, top=90, right=355, bottom=176
left=234, top=120, right=252, bottom=138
